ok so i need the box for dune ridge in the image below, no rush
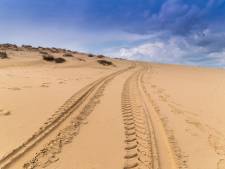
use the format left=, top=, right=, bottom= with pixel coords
left=1, top=44, right=225, bottom=169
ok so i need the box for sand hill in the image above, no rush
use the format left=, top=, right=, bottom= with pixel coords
left=0, top=44, right=225, bottom=169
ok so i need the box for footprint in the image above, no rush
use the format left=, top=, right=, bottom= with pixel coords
left=0, top=109, right=11, bottom=116
left=208, top=134, right=225, bottom=156
left=217, top=159, right=225, bottom=169
left=185, top=118, right=203, bottom=129
left=41, top=82, right=50, bottom=88
left=185, top=128, right=198, bottom=136
left=169, top=104, right=184, bottom=115
left=159, top=95, right=169, bottom=102
left=40, top=84, right=49, bottom=87
left=168, top=103, right=198, bottom=117
left=58, top=81, right=65, bottom=84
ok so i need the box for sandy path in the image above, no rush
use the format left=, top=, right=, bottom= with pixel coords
left=121, top=66, right=156, bottom=169
left=46, top=65, right=138, bottom=169
left=0, top=66, right=114, bottom=157
left=0, top=64, right=134, bottom=169
left=139, top=65, right=179, bottom=169
left=142, top=64, right=225, bottom=169
left=2, top=52, right=225, bottom=169
left=120, top=63, right=185, bottom=169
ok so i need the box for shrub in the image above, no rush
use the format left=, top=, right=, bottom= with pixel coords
left=39, top=51, right=48, bottom=55
left=63, top=53, right=73, bottom=57
left=0, top=44, right=17, bottom=49
left=97, top=55, right=105, bottom=58
left=88, top=54, right=94, bottom=57
left=0, top=52, right=8, bottom=59
left=22, top=45, right=32, bottom=48
left=97, top=59, right=113, bottom=66
left=42, top=54, right=55, bottom=61
left=55, top=57, right=66, bottom=63
left=50, top=48, right=59, bottom=53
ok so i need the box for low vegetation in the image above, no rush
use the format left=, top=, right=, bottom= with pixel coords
left=0, top=52, right=8, bottom=59
left=22, top=45, right=33, bottom=49
left=55, top=57, right=66, bottom=63
left=63, top=53, right=73, bottom=57
left=39, top=51, right=48, bottom=55
left=97, top=55, right=105, bottom=58
left=97, top=59, right=114, bottom=66
left=42, top=54, right=55, bottom=62
left=0, top=44, right=18, bottom=49
left=88, top=54, right=94, bottom=57
left=50, top=48, right=60, bottom=53
left=42, top=54, right=66, bottom=63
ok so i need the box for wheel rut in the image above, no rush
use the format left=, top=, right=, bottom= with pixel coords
left=0, top=64, right=135, bottom=169
left=121, top=64, right=180, bottom=169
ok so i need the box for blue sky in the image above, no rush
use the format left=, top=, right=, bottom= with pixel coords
left=0, top=0, right=225, bottom=67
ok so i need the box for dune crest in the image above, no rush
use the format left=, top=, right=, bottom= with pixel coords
left=0, top=44, right=225, bottom=169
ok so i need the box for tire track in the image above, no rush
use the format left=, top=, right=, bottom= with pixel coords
left=0, top=64, right=135, bottom=169
left=23, top=65, right=123, bottom=169
left=140, top=65, right=187, bottom=169
left=121, top=63, right=180, bottom=169
left=121, top=65, right=160, bottom=169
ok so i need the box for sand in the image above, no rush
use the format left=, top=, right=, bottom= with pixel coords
left=0, top=45, right=225, bottom=169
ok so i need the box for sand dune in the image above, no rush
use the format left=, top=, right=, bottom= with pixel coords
left=0, top=45, right=225, bottom=169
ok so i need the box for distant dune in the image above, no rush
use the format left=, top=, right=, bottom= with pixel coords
left=0, top=44, right=225, bottom=169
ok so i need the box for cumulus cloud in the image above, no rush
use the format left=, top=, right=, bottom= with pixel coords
left=108, top=0, right=225, bottom=67
left=118, top=40, right=185, bottom=63
left=113, top=33, right=225, bottom=67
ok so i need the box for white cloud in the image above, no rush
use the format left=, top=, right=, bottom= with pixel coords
left=111, top=37, right=188, bottom=63
left=207, top=51, right=225, bottom=66
left=107, top=35, right=225, bottom=67
left=119, top=40, right=184, bottom=62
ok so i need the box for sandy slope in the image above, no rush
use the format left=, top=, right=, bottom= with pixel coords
left=1, top=46, right=225, bottom=169
left=143, top=64, right=225, bottom=169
